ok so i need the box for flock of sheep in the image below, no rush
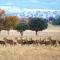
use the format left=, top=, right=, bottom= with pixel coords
left=0, top=30, right=60, bottom=46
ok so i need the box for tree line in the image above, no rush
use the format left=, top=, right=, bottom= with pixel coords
left=0, top=15, right=48, bottom=34
left=0, top=9, right=60, bottom=35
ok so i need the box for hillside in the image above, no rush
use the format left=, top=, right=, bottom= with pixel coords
left=44, top=23, right=60, bottom=31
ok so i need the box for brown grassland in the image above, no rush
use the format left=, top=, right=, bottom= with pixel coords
left=0, top=45, right=60, bottom=60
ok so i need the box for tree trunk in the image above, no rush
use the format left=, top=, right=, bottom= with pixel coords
left=21, top=31, right=23, bottom=36
left=36, top=31, right=37, bottom=35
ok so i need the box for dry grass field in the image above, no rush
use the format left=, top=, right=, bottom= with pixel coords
left=0, top=45, right=60, bottom=60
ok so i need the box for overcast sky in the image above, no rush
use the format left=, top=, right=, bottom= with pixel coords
left=0, top=0, right=60, bottom=10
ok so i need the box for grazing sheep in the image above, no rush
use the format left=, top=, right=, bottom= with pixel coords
left=39, top=39, right=45, bottom=45
left=16, top=32, right=21, bottom=37
left=9, top=30, right=21, bottom=38
left=16, top=37, right=22, bottom=44
left=21, top=40, right=27, bottom=45
left=0, top=40, right=6, bottom=46
left=18, top=38, right=27, bottom=45
left=44, top=37, right=51, bottom=46
left=23, top=30, right=32, bottom=38
left=4, top=37, right=17, bottom=45
left=6, top=40, right=14, bottom=45
left=48, top=36, right=57, bottom=46
left=17, top=37, right=35, bottom=45
left=23, top=30, right=36, bottom=41
left=17, top=40, right=22, bottom=44
left=26, top=38, right=35, bottom=45
left=0, top=37, right=6, bottom=46
left=16, top=37, right=26, bottom=45
left=51, top=40, right=57, bottom=46
left=0, top=30, right=8, bottom=38
left=37, top=31, right=60, bottom=39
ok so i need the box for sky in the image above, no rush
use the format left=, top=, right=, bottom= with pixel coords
left=0, top=0, right=60, bottom=10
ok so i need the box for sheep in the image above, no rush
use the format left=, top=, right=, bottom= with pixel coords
left=31, top=31, right=36, bottom=41
left=47, top=36, right=57, bottom=46
left=39, top=38, right=45, bottom=45
left=8, top=30, right=21, bottom=38
left=4, top=37, right=17, bottom=45
left=0, top=40, right=6, bottom=46
left=44, top=37, right=51, bottom=46
left=37, top=31, right=47, bottom=41
left=23, top=30, right=36, bottom=41
left=0, top=39, right=6, bottom=46
left=16, top=37, right=23, bottom=44
left=0, top=30, right=8, bottom=38
left=26, top=38, right=35, bottom=45
left=0, top=38, right=6, bottom=46
left=23, top=30, right=33, bottom=37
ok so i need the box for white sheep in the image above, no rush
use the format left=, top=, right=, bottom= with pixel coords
left=37, top=31, right=60, bottom=41
left=9, top=30, right=21, bottom=38
left=23, top=30, right=36, bottom=41
left=0, top=30, right=8, bottom=38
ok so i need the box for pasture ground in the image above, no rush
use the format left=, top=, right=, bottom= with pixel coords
left=0, top=45, right=60, bottom=60
left=46, top=23, right=60, bottom=30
